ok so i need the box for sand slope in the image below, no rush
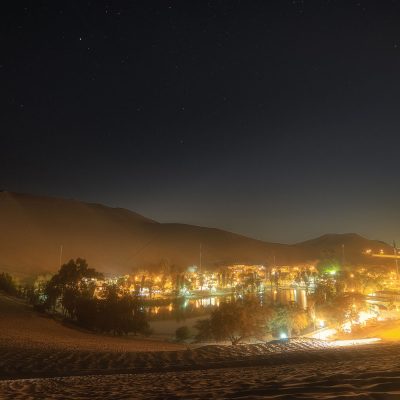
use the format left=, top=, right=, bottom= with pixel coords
left=0, top=294, right=183, bottom=354
left=2, top=344, right=400, bottom=399
left=1, top=294, right=400, bottom=398
left=0, top=191, right=391, bottom=276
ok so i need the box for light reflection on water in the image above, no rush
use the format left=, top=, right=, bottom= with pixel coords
left=146, top=288, right=308, bottom=322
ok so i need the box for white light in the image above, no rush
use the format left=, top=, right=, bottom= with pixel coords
left=312, top=328, right=337, bottom=340
left=331, top=338, right=381, bottom=347
left=280, top=332, right=288, bottom=339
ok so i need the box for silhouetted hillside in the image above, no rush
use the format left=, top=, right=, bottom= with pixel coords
left=293, top=233, right=393, bottom=266
left=0, top=192, right=393, bottom=277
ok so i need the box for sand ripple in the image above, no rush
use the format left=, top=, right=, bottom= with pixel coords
left=2, top=352, right=400, bottom=400
left=1, top=342, right=400, bottom=399
left=2, top=294, right=400, bottom=398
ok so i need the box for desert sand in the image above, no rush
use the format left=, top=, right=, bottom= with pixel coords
left=0, top=294, right=183, bottom=353
left=0, top=191, right=391, bottom=276
left=1, top=293, right=400, bottom=399
left=2, top=342, right=400, bottom=399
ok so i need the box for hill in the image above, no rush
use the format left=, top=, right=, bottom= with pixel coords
left=0, top=191, right=394, bottom=277
left=293, top=233, right=393, bottom=265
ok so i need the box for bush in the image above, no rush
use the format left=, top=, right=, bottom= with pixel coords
left=142, top=325, right=154, bottom=337
left=33, top=303, right=47, bottom=313
left=175, top=326, right=191, bottom=342
left=0, top=273, right=18, bottom=296
left=194, top=319, right=212, bottom=342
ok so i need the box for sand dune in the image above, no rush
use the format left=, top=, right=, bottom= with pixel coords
left=0, top=294, right=183, bottom=354
left=0, top=191, right=391, bottom=276
left=2, top=343, right=400, bottom=399
left=0, top=336, right=349, bottom=380
left=1, top=293, right=400, bottom=399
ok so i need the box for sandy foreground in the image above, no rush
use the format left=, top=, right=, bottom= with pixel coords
left=1, top=294, right=400, bottom=399
left=0, top=294, right=183, bottom=353
left=2, top=343, right=400, bottom=399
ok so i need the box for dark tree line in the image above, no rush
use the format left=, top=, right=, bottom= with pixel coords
left=29, top=258, right=151, bottom=336
left=0, top=272, right=18, bottom=296
left=195, top=297, right=309, bottom=345
left=73, top=284, right=151, bottom=335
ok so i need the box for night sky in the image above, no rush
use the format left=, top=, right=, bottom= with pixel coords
left=2, top=1, right=400, bottom=244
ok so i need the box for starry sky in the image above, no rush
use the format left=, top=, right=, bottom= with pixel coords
left=1, top=0, right=400, bottom=244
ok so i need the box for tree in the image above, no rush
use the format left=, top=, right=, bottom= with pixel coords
left=75, top=297, right=98, bottom=330
left=96, top=284, right=151, bottom=336
left=312, top=280, right=336, bottom=304
left=49, top=258, right=102, bottom=288
left=269, top=304, right=309, bottom=338
left=0, top=273, right=18, bottom=296
left=24, top=259, right=151, bottom=336
left=316, top=255, right=341, bottom=276
left=301, top=268, right=312, bottom=294
left=195, top=298, right=270, bottom=345
left=61, top=286, right=80, bottom=318
left=176, top=326, right=191, bottom=342
left=353, top=267, right=385, bottom=295
left=44, top=258, right=103, bottom=311
left=324, top=293, right=367, bottom=327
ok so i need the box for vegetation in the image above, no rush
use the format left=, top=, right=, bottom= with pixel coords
left=175, top=326, right=192, bottom=342
left=28, top=258, right=151, bottom=336
left=1, top=253, right=393, bottom=342
left=316, top=258, right=341, bottom=276
left=314, top=292, right=368, bottom=327
left=268, top=304, right=309, bottom=338
left=0, top=272, right=18, bottom=296
left=194, top=297, right=308, bottom=345
left=43, top=258, right=102, bottom=313
left=74, top=284, right=152, bottom=336
left=212, top=300, right=267, bottom=344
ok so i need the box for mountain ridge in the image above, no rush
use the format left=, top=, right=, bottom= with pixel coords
left=0, top=191, right=394, bottom=277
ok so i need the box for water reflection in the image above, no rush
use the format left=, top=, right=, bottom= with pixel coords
left=194, top=296, right=220, bottom=308
left=146, top=288, right=308, bottom=322
left=272, top=288, right=307, bottom=309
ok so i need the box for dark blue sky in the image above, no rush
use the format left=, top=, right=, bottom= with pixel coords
left=1, top=0, right=400, bottom=244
